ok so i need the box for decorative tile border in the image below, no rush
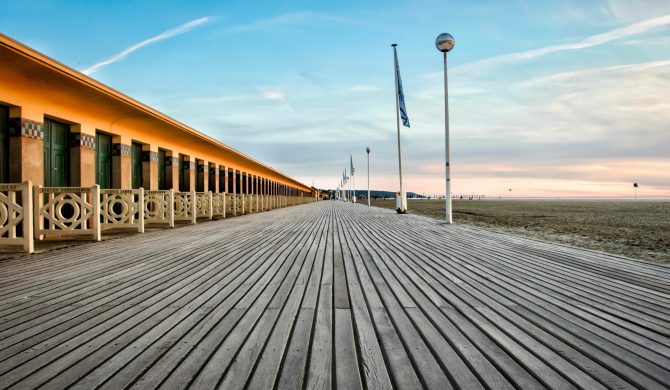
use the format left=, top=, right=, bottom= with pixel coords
left=142, top=151, right=159, bottom=163
left=16, top=118, right=44, bottom=139
left=166, top=156, right=179, bottom=166
left=71, top=133, right=96, bottom=149
left=113, top=144, right=131, bottom=156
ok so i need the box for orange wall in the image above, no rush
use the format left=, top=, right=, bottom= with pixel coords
left=0, top=35, right=314, bottom=193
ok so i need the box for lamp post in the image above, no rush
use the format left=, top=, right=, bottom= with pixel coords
left=366, top=147, right=371, bottom=207
left=436, top=33, right=455, bottom=224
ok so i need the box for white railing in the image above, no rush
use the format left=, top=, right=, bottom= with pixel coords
left=100, top=188, right=144, bottom=233
left=246, top=194, right=254, bottom=214
left=174, top=191, right=196, bottom=224
left=34, top=185, right=101, bottom=241
left=235, top=194, right=244, bottom=215
left=212, top=192, right=226, bottom=218
left=0, top=182, right=33, bottom=253
left=0, top=185, right=315, bottom=253
left=195, top=191, right=213, bottom=220
left=225, top=193, right=235, bottom=216
left=144, top=190, right=174, bottom=227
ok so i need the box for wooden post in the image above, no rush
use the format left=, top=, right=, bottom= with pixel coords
left=168, top=189, right=175, bottom=228
left=138, top=188, right=145, bottom=233
left=22, top=181, right=34, bottom=253
left=92, top=185, right=101, bottom=241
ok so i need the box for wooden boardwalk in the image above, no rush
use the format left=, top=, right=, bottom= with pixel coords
left=0, top=202, right=668, bottom=389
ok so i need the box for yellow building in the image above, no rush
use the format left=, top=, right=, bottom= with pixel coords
left=0, top=33, right=315, bottom=199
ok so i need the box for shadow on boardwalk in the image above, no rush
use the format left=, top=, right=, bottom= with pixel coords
left=0, top=202, right=668, bottom=389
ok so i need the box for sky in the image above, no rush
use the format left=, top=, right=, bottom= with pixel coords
left=2, top=0, right=669, bottom=197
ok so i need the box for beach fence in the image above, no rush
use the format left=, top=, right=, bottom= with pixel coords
left=0, top=182, right=318, bottom=253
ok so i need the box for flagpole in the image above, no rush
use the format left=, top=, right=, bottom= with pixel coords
left=352, top=162, right=356, bottom=203
left=392, top=44, right=405, bottom=213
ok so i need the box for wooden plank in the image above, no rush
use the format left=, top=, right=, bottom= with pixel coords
left=0, top=201, right=667, bottom=390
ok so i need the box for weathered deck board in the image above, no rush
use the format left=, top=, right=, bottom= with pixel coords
left=0, top=202, right=668, bottom=389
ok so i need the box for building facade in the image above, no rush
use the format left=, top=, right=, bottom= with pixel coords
left=0, top=33, right=315, bottom=199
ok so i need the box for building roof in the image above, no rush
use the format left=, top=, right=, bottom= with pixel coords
left=0, top=33, right=311, bottom=191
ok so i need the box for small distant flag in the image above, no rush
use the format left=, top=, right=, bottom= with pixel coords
left=393, top=46, right=410, bottom=128
left=350, top=155, right=355, bottom=175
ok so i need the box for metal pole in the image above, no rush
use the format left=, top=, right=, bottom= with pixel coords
left=352, top=170, right=355, bottom=203
left=392, top=44, right=404, bottom=212
left=367, top=149, right=370, bottom=207
left=444, top=51, right=452, bottom=223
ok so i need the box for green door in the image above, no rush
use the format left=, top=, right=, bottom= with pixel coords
left=0, top=106, right=8, bottom=183
left=43, top=119, right=69, bottom=187
left=96, top=133, right=112, bottom=189
left=179, top=156, right=186, bottom=191
left=131, top=142, right=142, bottom=189
left=158, top=149, right=166, bottom=190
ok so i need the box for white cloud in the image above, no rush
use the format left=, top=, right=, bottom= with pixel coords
left=258, top=87, right=285, bottom=102
left=518, top=59, right=670, bottom=87
left=184, top=95, right=250, bottom=104
left=423, top=12, right=670, bottom=78
left=82, top=16, right=213, bottom=75
left=222, top=12, right=358, bottom=36
left=605, top=0, right=670, bottom=23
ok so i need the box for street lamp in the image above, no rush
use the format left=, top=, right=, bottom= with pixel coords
left=366, top=147, right=371, bottom=207
left=436, top=32, right=455, bottom=224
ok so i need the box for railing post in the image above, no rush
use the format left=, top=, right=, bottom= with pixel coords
left=138, top=188, right=145, bottom=233
left=92, top=185, right=101, bottom=241
left=190, top=190, right=197, bottom=224
left=22, top=181, right=34, bottom=253
left=223, top=193, right=226, bottom=219
left=33, top=185, right=42, bottom=240
left=208, top=191, right=213, bottom=220
left=168, top=189, right=175, bottom=227
left=241, top=194, right=245, bottom=215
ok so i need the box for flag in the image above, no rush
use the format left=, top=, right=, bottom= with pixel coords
left=394, top=47, right=410, bottom=128
left=350, top=155, right=355, bottom=175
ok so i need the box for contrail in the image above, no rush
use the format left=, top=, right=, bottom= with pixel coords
left=426, top=13, right=670, bottom=76
left=82, top=16, right=212, bottom=75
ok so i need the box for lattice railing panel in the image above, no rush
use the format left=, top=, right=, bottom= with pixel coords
left=225, top=193, right=235, bottom=216
left=245, top=194, right=254, bottom=214
left=144, top=190, right=174, bottom=227
left=235, top=194, right=244, bottom=214
left=35, top=185, right=100, bottom=241
left=174, top=191, right=196, bottom=224
left=100, top=189, right=144, bottom=232
left=195, top=192, right=212, bottom=219
left=0, top=182, right=33, bottom=252
left=212, top=193, right=226, bottom=218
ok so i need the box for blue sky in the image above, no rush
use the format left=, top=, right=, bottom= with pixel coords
left=3, top=0, right=669, bottom=197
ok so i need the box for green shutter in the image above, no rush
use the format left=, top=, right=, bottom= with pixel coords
left=95, top=133, right=112, bottom=189
left=43, top=119, right=69, bottom=187
left=158, top=150, right=166, bottom=190
left=0, top=106, right=8, bottom=182
left=131, top=142, right=142, bottom=189
left=179, top=156, right=186, bottom=191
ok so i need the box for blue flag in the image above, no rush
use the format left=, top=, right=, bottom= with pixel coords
left=394, top=48, right=410, bottom=128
